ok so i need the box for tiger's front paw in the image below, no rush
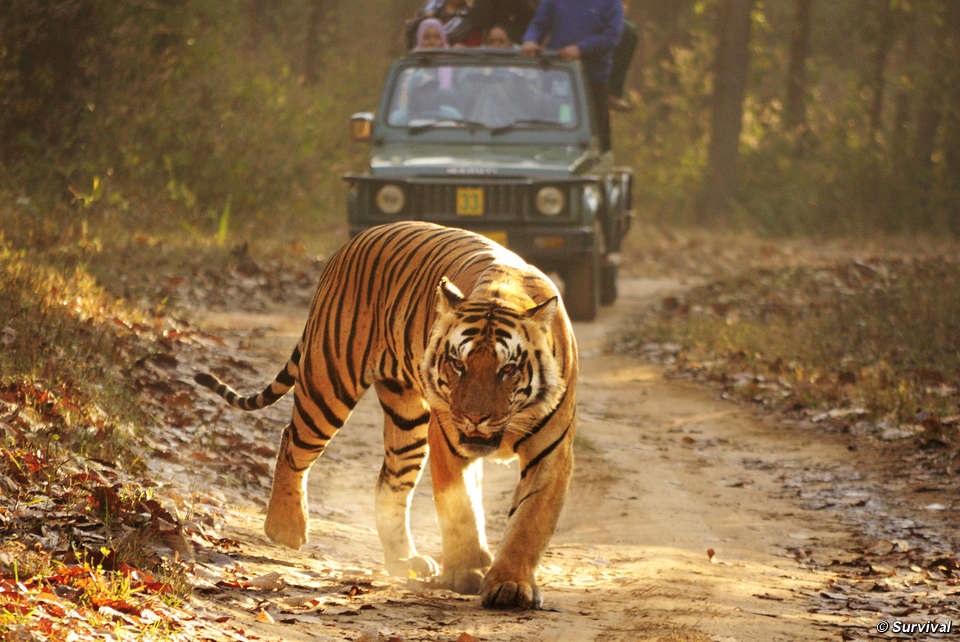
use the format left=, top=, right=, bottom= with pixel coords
left=480, top=568, right=542, bottom=610
left=442, top=567, right=487, bottom=595
left=439, top=547, right=493, bottom=594
left=385, top=554, right=440, bottom=579
left=264, top=499, right=308, bottom=549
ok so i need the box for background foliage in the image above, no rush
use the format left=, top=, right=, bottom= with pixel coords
left=2, top=0, right=958, bottom=244
left=0, top=0, right=418, bottom=249
left=617, top=0, right=960, bottom=234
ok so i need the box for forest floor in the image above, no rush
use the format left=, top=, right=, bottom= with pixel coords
left=4, top=230, right=958, bottom=641
left=165, top=233, right=958, bottom=642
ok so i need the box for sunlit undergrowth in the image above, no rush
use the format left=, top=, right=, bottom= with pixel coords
left=0, top=191, right=334, bottom=637
left=0, top=238, right=152, bottom=463
left=0, top=232, right=199, bottom=638
left=0, top=235, right=252, bottom=637
left=622, top=257, right=960, bottom=451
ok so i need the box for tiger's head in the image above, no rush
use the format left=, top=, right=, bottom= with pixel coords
left=421, top=277, right=567, bottom=457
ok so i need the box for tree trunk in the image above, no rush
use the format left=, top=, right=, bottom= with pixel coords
left=304, top=0, right=324, bottom=85
left=250, top=0, right=279, bottom=49
left=784, top=0, right=813, bottom=133
left=867, top=0, right=895, bottom=140
left=250, top=0, right=264, bottom=43
left=632, top=0, right=696, bottom=141
left=940, top=1, right=960, bottom=192
left=642, top=0, right=693, bottom=67
left=640, top=0, right=695, bottom=88
left=698, top=0, right=755, bottom=224
left=891, top=6, right=917, bottom=165
left=913, top=1, right=947, bottom=170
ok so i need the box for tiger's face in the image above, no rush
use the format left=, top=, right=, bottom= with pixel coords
left=422, top=277, right=566, bottom=456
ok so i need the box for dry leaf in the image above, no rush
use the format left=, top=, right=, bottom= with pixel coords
left=247, top=572, right=285, bottom=591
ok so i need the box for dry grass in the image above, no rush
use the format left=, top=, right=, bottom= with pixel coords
left=620, top=236, right=960, bottom=457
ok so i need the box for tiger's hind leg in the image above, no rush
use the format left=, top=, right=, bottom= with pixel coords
left=373, top=380, right=439, bottom=579
left=264, top=383, right=358, bottom=549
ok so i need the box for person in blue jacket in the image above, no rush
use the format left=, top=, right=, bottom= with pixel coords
left=520, top=0, right=623, bottom=151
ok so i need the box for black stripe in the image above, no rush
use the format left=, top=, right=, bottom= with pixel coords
left=508, top=489, right=541, bottom=518
left=277, top=344, right=301, bottom=386
left=342, top=276, right=368, bottom=386
left=319, top=322, right=359, bottom=409
left=284, top=452, right=311, bottom=473
left=418, top=245, right=485, bottom=349
left=322, top=244, right=366, bottom=391
left=277, top=368, right=295, bottom=387
left=380, top=248, right=421, bottom=331
left=532, top=350, right=551, bottom=404
left=395, top=238, right=472, bottom=366
left=378, top=379, right=406, bottom=394
left=357, top=323, right=377, bottom=384
left=439, top=423, right=469, bottom=461
left=514, top=386, right=569, bottom=450
left=294, top=393, right=339, bottom=440
left=378, top=351, right=399, bottom=384
left=403, top=245, right=491, bottom=362
left=520, top=423, right=570, bottom=479
left=390, top=437, right=428, bottom=456
left=375, top=229, right=432, bottom=328
left=383, top=463, right=425, bottom=479
left=361, top=229, right=391, bottom=309
left=379, top=479, right=417, bottom=492
left=257, top=386, right=286, bottom=407
left=300, top=349, right=353, bottom=425
left=380, top=401, right=431, bottom=431
left=288, top=423, right=328, bottom=453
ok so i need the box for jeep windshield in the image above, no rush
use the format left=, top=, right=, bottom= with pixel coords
left=385, top=62, right=580, bottom=132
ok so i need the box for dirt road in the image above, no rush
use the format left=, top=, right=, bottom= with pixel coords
left=184, top=276, right=958, bottom=642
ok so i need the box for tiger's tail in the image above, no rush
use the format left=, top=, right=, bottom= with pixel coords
left=195, top=345, right=300, bottom=411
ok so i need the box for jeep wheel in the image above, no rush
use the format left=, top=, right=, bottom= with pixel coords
left=564, top=252, right=599, bottom=322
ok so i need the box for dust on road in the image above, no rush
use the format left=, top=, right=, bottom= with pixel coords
left=184, top=277, right=956, bottom=642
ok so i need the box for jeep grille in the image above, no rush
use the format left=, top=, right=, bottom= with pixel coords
left=412, top=183, right=525, bottom=220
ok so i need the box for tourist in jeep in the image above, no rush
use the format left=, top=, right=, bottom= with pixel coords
left=521, top=0, right=623, bottom=151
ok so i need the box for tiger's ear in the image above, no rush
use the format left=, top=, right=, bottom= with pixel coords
left=436, top=277, right=465, bottom=314
left=526, top=296, right=558, bottom=325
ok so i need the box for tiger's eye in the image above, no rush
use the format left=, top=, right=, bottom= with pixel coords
left=500, top=363, right=518, bottom=378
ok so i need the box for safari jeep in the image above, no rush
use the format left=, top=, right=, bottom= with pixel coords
left=344, top=48, right=633, bottom=321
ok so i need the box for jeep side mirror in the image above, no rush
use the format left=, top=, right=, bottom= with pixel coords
left=350, top=112, right=374, bottom=142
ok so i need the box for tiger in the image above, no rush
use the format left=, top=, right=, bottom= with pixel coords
left=195, top=221, right=578, bottom=609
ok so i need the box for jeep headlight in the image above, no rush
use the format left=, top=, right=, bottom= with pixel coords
left=582, top=183, right=601, bottom=215
left=375, top=184, right=405, bottom=215
left=535, top=186, right=565, bottom=217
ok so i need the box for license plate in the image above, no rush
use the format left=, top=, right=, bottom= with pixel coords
left=456, top=187, right=484, bottom=216
left=482, top=231, right=508, bottom=247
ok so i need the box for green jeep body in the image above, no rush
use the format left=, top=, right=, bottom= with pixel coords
left=344, top=48, right=632, bottom=321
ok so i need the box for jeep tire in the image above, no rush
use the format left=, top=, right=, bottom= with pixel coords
left=600, top=262, right=618, bottom=306
left=564, top=247, right=600, bottom=322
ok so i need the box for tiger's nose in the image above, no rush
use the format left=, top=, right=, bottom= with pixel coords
left=464, top=412, right=490, bottom=426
